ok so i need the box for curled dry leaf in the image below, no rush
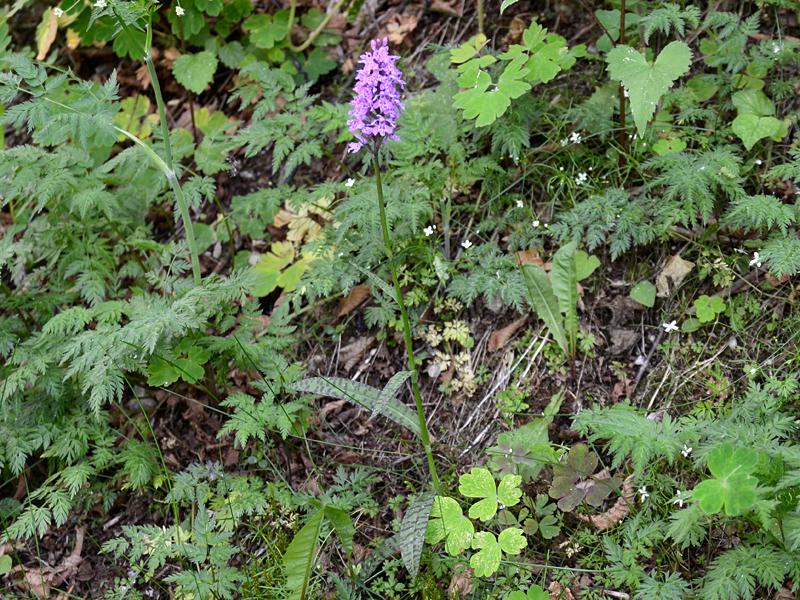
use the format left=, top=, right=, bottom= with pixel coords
left=383, top=12, right=420, bottom=45
left=516, top=249, right=545, bottom=267
left=10, top=527, right=84, bottom=598
left=488, top=316, right=528, bottom=352
left=574, top=475, right=635, bottom=531
left=548, top=580, right=576, bottom=600
left=340, top=336, right=374, bottom=371
left=447, top=563, right=474, bottom=598
left=36, top=9, right=58, bottom=60
left=337, top=285, right=371, bottom=318
left=656, top=254, right=694, bottom=297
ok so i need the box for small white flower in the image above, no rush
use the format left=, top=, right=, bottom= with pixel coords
left=94, top=0, right=106, bottom=8
left=461, top=239, right=472, bottom=249
left=638, top=486, right=649, bottom=502
left=53, top=7, right=64, bottom=16
left=749, top=252, right=762, bottom=268
left=662, top=320, right=679, bottom=334
left=681, top=445, right=693, bottom=458
left=560, top=138, right=568, bottom=147
left=673, top=490, right=687, bottom=508
left=515, top=199, right=523, bottom=208
left=569, top=131, right=583, bottom=144
left=754, top=159, right=763, bottom=166
left=423, top=225, right=434, bottom=237
left=623, top=87, right=630, bottom=98
left=175, top=5, right=185, bottom=15
left=575, top=172, right=588, bottom=185
left=532, top=220, right=540, bottom=228
left=344, top=178, right=355, bottom=188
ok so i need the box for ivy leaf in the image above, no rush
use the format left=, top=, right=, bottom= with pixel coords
left=693, top=444, right=759, bottom=516
left=459, top=467, right=522, bottom=522
left=469, top=532, right=502, bottom=577
left=694, top=294, right=725, bottom=323
left=606, top=41, right=692, bottom=135
left=425, top=496, right=474, bottom=556
left=172, top=50, right=218, bottom=94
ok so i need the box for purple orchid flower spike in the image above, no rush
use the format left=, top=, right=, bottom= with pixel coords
left=347, top=38, right=406, bottom=154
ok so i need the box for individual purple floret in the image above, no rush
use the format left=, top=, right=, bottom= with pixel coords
left=347, top=38, right=406, bottom=154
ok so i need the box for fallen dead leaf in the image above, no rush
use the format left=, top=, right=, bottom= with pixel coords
left=505, top=16, right=526, bottom=43
left=337, top=285, right=371, bottom=318
left=656, top=254, right=694, bottom=297
left=430, top=0, right=462, bottom=17
left=340, top=336, right=374, bottom=372
left=516, top=248, right=545, bottom=266
left=10, top=527, right=84, bottom=598
left=383, top=12, right=419, bottom=45
left=488, top=316, right=528, bottom=352
left=608, top=328, right=637, bottom=355
left=36, top=9, right=58, bottom=60
left=321, top=399, right=347, bottom=419
left=575, top=475, right=634, bottom=531
left=447, top=564, right=474, bottom=598
left=548, top=580, right=576, bottom=600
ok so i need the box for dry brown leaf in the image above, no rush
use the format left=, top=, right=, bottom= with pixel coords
left=36, top=9, right=58, bottom=60
left=340, top=336, right=374, bottom=371
left=656, top=254, right=694, bottom=297
left=66, top=28, right=81, bottom=50
left=430, top=0, right=462, bottom=17
left=505, top=16, right=526, bottom=43
left=548, top=580, right=576, bottom=600
left=575, top=475, right=634, bottom=531
left=10, top=527, right=84, bottom=598
left=337, top=285, right=371, bottom=318
left=321, top=399, right=347, bottom=419
left=517, top=249, right=544, bottom=266
left=488, top=316, right=528, bottom=352
left=384, top=12, right=419, bottom=45
left=447, top=564, right=473, bottom=598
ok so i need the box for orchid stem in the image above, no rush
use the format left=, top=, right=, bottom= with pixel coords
left=372, top=149, right=442, bottom=493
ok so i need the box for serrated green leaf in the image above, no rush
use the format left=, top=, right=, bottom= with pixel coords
left=244, top=10, right=290, bottom=49
left=469, top=531, right=502, bottom=577
left=498, top=526, right=527, bottom=554
left=426, top=496, right=474, bottom=556
left=606, top=41, right=691, bottom=135
left=450, top=34, right=488, bottom=64
left=459, top=467, right=498, bottom=521
left=172, top=50, right=218, bottom=94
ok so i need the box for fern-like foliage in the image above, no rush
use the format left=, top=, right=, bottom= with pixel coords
left=723, top=194, right=795, bottom=234
left=701, top=544, right=786, bottom=600
left=640, top=3, right=701, bottom=44
left=572, top=402, right=684, bottom=472
left=448, top=243, right=528, bottom=310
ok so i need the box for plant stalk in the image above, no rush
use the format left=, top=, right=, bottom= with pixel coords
left=617, top=0, right=627, bottom=153
left=372, top=150, right=441, bottom=493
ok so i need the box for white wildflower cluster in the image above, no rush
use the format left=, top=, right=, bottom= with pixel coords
left=423, top=224, right=438, bottom=237
left=749, top=252, right=762, bottom=268
left=176, top=4, right=185, bottom=15
left=53, top=7, right=64, bottom=16
left=575, top=171, right=589, bottom=185
left=560, top=130, right=583, bottom=146
left=662, top=320, right=679, bottom=333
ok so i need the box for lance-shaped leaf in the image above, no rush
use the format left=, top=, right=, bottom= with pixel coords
left=550, top=241, right=578, bottom=356
left=291, top=376, right=421, bottom=437
left=372, top=370, right=412, bottom=420
left=399, top=491, right=435, bottom=579
left=521, top=264, right=568, bottom=354
left=283, top=509, right=324, bottom=600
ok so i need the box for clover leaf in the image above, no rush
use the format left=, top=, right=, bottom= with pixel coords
left=694, top=294, right=725, bottom=323
left=693, top=444, right=759, bottom=516
left=549, top=444, right=619, bottom=512
left=469, top=527, right=527, bottom=577
left=425, top=496, right=474, bottom=556
left=459, top=467, right=522, bottom=522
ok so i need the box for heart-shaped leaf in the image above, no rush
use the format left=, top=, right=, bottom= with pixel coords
left=606, top=41, right=692, bottom=135
left=731, top=114, right=786, bottom=150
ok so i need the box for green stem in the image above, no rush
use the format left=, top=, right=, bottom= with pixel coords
left=115, top=13, right=201, bottom=284
left=372, top=150, right=441, bottom=493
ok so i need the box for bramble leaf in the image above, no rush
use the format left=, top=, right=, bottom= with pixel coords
left=172, top=50, right=218, bottom=94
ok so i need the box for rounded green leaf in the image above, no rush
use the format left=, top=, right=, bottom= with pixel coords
left=459, top=467, right=498, bottom=522
left=630, top=281, right=657, bottom=307
left=498, top=526, right=527, bottom=555
left=470, top=532, right=502, bottom=577
left=172, top=50, right=218, bottom=94
left=497, top=473, right=523, bottom=508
